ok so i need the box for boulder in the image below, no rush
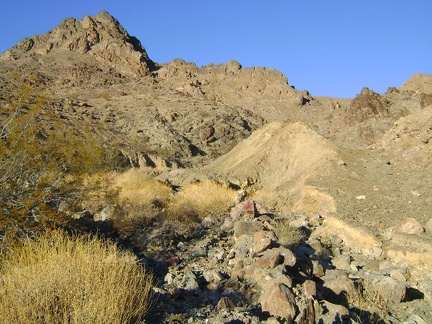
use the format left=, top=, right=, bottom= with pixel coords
left=259, top=282, right=297, bottom=320
left=322, top=270, right=358, bottom=300
left=234, top=221, right=264, bottom=239
left=278, top=246, right=297, bottom=267
left=396, top=217, right=424, bottom=234
left=374, top=276, right=406, bottom=303
left=254, top=230, right=278, bottom=253
left=217, top=296, right=235, bottom=309
left=303, top=280, right=317, bottom=298
left=256, top=249, right=282, bottom=269
left=230, top=200, right=257, bottom=219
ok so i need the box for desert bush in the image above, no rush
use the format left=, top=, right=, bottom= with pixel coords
left=0, top=86, right=125, bottom=231
left=0, top=229, right=153, bottom=323
left=349, top=281, right=391, bottom=323
left=166, top=180, right=237, bottom=224
left=112, top=168, right=173, bottom=235
left=274, top=220, right=306, bottom=248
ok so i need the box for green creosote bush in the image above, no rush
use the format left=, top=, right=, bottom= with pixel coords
left=0, top=229, right=153, bottom=323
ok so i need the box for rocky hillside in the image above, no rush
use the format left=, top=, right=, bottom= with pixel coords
left=1, top=10, right=432, bottom=323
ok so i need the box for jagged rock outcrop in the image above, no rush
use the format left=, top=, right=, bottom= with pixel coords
left=1, top=11, right=155, bottom=75
left=346, top=87, right=389, bottom=124
left=399, top=73, right=432, bottom=94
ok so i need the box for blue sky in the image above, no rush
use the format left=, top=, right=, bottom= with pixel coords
left=1, top=1, right=431, bottom=98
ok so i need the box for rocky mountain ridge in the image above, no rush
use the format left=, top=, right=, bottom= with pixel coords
left=1, top=10, right=432, bottom=323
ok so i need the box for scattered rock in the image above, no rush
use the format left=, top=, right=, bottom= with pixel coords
left=234, top=221, right=264, bottom=239
left=312, top=216, right=383, bottom=258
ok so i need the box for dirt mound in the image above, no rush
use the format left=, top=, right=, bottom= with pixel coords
left=207, top=121, right=338, bottom=190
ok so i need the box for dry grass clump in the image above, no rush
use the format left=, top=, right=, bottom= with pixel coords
left=166, top=180, right=237, bottom=223
left=0, top=230, right=153, bottom=324
left=114, top=168, right=172, bottom=205
left=274, top=220, right=306, bottom=248
left=349, top=281, right=391, bottom=323
left=112, top=168, right=173, bottom=234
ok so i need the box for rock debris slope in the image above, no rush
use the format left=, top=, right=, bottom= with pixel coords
left=1, top=10, right=432, bottom=323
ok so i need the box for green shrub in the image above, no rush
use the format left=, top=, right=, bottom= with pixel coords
left=0, top=230, right=153, bottom=323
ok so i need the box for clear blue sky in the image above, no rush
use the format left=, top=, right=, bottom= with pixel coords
left=1, top=1, right=431, bottom=98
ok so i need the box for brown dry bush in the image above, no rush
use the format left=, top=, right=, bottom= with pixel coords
left=166, top=180, right=237, bottom=224
left=0, top=229, right=153, bottom=323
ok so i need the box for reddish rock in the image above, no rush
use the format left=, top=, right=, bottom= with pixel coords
left=230, top=200, right=257, bottom=219
left=166, top=255, right=181, bottom=267
left=346, top=87, right=389, bottom=124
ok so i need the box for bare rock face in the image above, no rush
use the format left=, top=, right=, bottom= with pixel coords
left=207, top=120, right=338, bottom=191
left=380, top=105, right=432, bottom=174
left=346, top=87, right=389, bottom=124
left=399, top=73, right=432, bottom=94
left=1, top=11, right=154, bottom=75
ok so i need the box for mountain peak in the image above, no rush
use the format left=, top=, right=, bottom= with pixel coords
left=1, top=11, right=155, bottom=74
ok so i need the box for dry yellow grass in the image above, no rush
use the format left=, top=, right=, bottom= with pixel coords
left=114, top=168, right=173, bottom=205
left=274, top=220, right=306, bottom=248
left=166, top=180, right=237, bottom=223
left=0, top=230, right=153, bottom=324
left=112, top=168, right=173, bottom=234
